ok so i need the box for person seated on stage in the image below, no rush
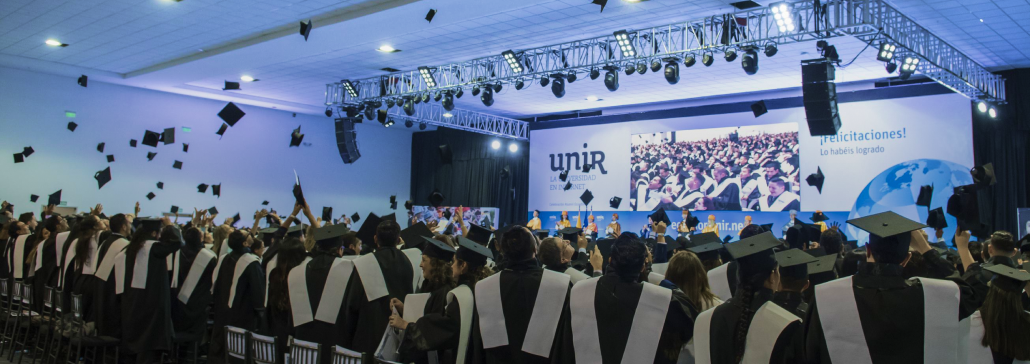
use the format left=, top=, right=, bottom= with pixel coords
left=562, top=232, right=695, bottom=364
left=806, top=214, right=984, bottom=364
left=584, top=213, right=598, bottom=237
left=472, top=226, right=573, bottom=364
left=963, top=264, right=1030, bottom=364
left=677, top=209, right=697, bottom=237
left=757, top=179, right=800, bottom=212
left=701, top=215, right=719, bottom=236
left=556, top=211, right=572, bottom=229
left=738, top=216, right=752, bottom=236
left=527, top=210, right=542, bottom=231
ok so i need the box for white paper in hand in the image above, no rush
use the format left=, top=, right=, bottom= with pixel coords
left=375, top=307, right=403, bottom=362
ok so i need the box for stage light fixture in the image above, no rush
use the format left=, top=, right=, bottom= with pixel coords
left=325, top=107, right=333, bottom=118
left=433, top=92, right=442, bottom=102
left=403, top=98, right=415, bottom=116
left=702, top=53, right=714, bottom=66
left=724, top=49, right=737, bottom=62
left=413, top=94, right=422, bottom=104
left=502, top=50, right=524, bottom=73
left=636, top=61, right=647, bottom=75
left=340, top=80, right=359, bottom=98
left=899, top=56, right=918, bottom=80
left=988, top=106, right=997, bottom=118
left=515, top=79, right=525, bottom=90
left=371, top=100, right=383, bottom=109
left=742, top=48, right=759, bottom=75
left=493, top=83, right=503, bottom=92
left=540, top=77, right=550, bottom=87
left=664, top=61, right=680, bottom=84
left=386, top=98, right=396, bottom=108
left=590, top=68, right=600, bottom=80
left=684, top=55, right=696, bottom=67
left=491, top=140, right=501, bottom=150
left=604, top=66, right=620, bottom=91
left=650, top=59, right=662, bottom=73
left=384, top=118, right=395, bottom=128
left=364, top=105, right=376, bottom=120
left=443, top=112, right=453, bottom=118
left=509, top=143, right=518, bottom=153
left=405, top=120, right=414, bottom=128
left=376, top=45, right=400, bottom=53
left=614, top=30, right=636, bottom=57
left=551, top=75, right=566, bottom=98
left=885, top=61, right=897, bottom=74
left=764, top=44, right=778, bottom=57
left=441, top=92, right=455, bottom=111
left=567, top=72, right=577, bottom=83
left=455, top=88, right=464, bottom=98
left=770, top=2, right=796, bottom=33
left=481, top=87, right=494, bottom=106
left=472, top=85, right=481, bottom=96
left=419, top=122, right=428, bottom=130
left=977, top=101, right=988, bottom=113
left=421, top=93, right=430, bottom=103
left=418, top=66, right=437, bottom=88
left=877, top=43, right=897, bottom=62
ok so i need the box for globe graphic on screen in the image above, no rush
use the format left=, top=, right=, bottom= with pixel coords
left=847, top=159, right=973, bottom=246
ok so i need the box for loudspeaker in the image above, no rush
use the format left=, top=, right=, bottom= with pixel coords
left=801, top=61, right=841, bottom=136
left=335, top=118, right=361, bottom=164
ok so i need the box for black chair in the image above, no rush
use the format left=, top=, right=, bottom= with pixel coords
left=6, top=282, right=38, bottom=363
left=289, top=338, right=321, bottom=364
left=61, top=294, right=119, bottom=364
left=44, top=288, right=65, bottom=364
left=0, top=278, right=13, bottom=357
left=33, top=286, right=63, bottom=364
left=224, top=326, right=249, bottom=364
left=330, top=345, right=364, bottom=364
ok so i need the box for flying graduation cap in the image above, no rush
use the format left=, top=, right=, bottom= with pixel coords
left=30, top=195, right=39, bottom=203
left=208, top=206, right=219, bottom=215
left=563, top=181, right=573, bottom=191
left=13, top=153, right=24, bottom=163
left=916, top=185, right=933, bottom=208
left=146, top=192, right=156, bottom=200
left=162, top=128, right=175, bottom=145
left=559, top=169, right=569, bottom=182
left=147, top=152, right=157, bottom=161
left=97, top=143, right=105, bottom=153
left=947, top=184, right=980, bottom=229
left=290, top=126, right=304, bottom=147
left=579, top=189, right=594, bottom=206
left=95, top=167, right=112, bottom=189
left=77, top=75, right=88, bottom=87
left=218, top=102, right=246, bottom=127
left=48, top=190, right=62, bottom=206
left=322, top=207, right=332, bottom=222
left=751, top=100, right=769, bottom=118
left=223, top=81, right=240, bottom=91
left=350, top=212, right=360, bottom=223
left=425, top=9, right=437, bottom=22
left=216, top=123, right=228, bottom=137
left=806, top=167, right=825, bottom=193
left=293, top=170, right=306, bottom=205
left=171, top=206, right=179, bottom=214
left=106, top=155, right=115, bottom=163
left=591, top=0, right=608, bottom=13
left=67, top=122, right=78, bottom=131
left=212, top=184, right=221, bottom=197
left=142, top=130, right=161, bottom=147
left=182, top=143, right=189, bottom=152
left=130, top=139, right=137, bottom=147
left=156, top=182, right=164, bottom=189
left=299, top=20, right=312, bottom=41
left=197, top=183, right=209, bottom=193
left=172, top=160, right=183, bottom=169
left=926, top=207, right=948, bottom=230
left=609, top=196, right=622, bottom=209
left=262, top=201, right=269, bottom=206
left=971, top=163, right=996, bottom=187
left=582, top=163, right=592, bottom=173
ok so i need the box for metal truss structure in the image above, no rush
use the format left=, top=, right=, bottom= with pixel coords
left=325, top=0, right=1004, bottom=138
left=334, top=102, right=530, bottom=140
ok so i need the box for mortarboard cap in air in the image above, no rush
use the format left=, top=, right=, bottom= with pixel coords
left=848, top=211, right=927, bottom=247
left=67, top=122, right=78, bottom=131
left=806, top=167, right=825, bottom=194
left=355, top=213, right=382, bottom=246
left=467, top=224, right=493, bottom=246
left=293, top=171, right=305, bottom=205
left=147, top=152, right=157, bottom=161
left=129, top=139, right=137, bottom=147
left=591, top=0, right=608, bottom=12
left=106, top=155, right=115, bottom=163
left=926, top=207, right=948, bottom=230
left=649, top=207, right=671, bottom=227
left=77, top=75, right=88, bottom=87
left=48, top=190, right=62, bottom=206
left=559, top=170, right=569, bottom=182
left=97, top=143, right=105, bottom=153
left=136, top=218, right=163, bottom=233
left=428, top=191, right=444, bottom=207
left=687, top=241, right=723, bottom=262
left=231, top=213, right=241, bottom=227
left=13, top=153, right=24, bottom=163
left=456, top=236, right=492, bottom=267
left=172, top=160, right=183, bottom=169
left=321, top=207, right=332, bottom=222
left=208, top=206, right=218, bottom=215
left=582, top=163, right=592, bottom=173
left=533, top=229, right=550, bottom=241
left=218, top=102, right=246, bottom=126
left=807, top=255, right=839, bottom=285
left=579, top=190, right=594, bottom=206
left=725, top=232, right=781, bottom=277
left=182, top=143, right=189, bottom=152
left=197, top=183, right=209, bottom=193
left=216, top=123, right=228, bottom=137
left=401, top=222, right=435, bottom=251
left=404, top=200, right=414, bottom=211
left=142, top=130, right=161, bottom=147
left=223, top=81, right=240, bottom=91
left=299, top=20, right=312, bottom=41
left=916, top=185, right=933, bottom=207
left=162, top=128, right=175, bottom=145
left=984, top=264, right=1030, bottom=293
left=422, top=236, right=455, bottom=261
left=22, top=147, right=33, bottom=158
left=424, top=9, right=437, bottom=22
left=146, top=192, right=156, bottom=200
left=286, top=223, right=307, bottom=238
left=290, top=126, right=304, bottom=147
left=775, top=249, right=818, bottom=279
left=170, top=206, right=179, bottom=214
left=751, top=100, right=768, bottom=118
left=211, top=184, right=221, bottom=197
left=563, top=181, right=572, bottom=191
left=156, top=182, right=164, bottom=189
left=262, top=201, right=269, bottom=206
left=609, top=196, right=622, bottom=209
left=30, top=195, right=39, bottom=203
left=350, top=212, right=360, bottom=223
left=381, top=213, right=396, bottom=222
left=312, top=224, right=350, bottom=248
left=95, top=167, right=112, bottom=189
left=947, top=185, right=980, bottom=230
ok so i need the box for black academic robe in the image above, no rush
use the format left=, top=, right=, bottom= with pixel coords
left=710, top=181, right=742, bottom=211
left=93, top=233, right=127, bottom=338
left=559, top=275, right=694, bottom=364
left=770, top=291, right=807, bottom=319
left=5, top=233, right=34, bottom=281
left=58, top=235, right=77, bottom=313
left=120, top=237, right=181, bottom=354
left=341, top=245, right=415, bottom=354
left=962, top=255, right=1017, bottom=301
left=261, top=243, right=281, bottom=273
left=400, top=280, right=475, bottom=364
left=293, top=253, right=355, bottom=363
left=209, top=248, right=266, bottom=364
left=71, top=237, right=101, bottom=321
left=397, top=281, right=456, bottom=364
left=32, top=236, right=59, bottom=312
left=839, top=248, right=866, bottom=277
left=0, top=237, right=11, bottom=287
left=805, top=251, right=984, bottom=364
left=170, top=246, right=216, bottom=340
left=702, top=287, right=802, bottom=364
left=470, top=259, right=574, bottom=364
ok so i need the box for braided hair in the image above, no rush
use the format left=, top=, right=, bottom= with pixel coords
left=732, top=265, right=776, bottom=363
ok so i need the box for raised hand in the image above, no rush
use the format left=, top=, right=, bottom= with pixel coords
left=829, top=221, right=841, bottom=231
left=134, top=202, right=141, bottom=217
left=653, top=221, right=667, bottom=235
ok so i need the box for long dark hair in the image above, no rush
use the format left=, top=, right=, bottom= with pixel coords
left=980, top=285, right=1030, bottom=360
left=732, top=266, right=776, bottom=363
left=422, top=255, right=456, bottom=293
left=270, top=238, right=307, bottom=312
left=73, top=217, right=102, bottom=268
left=125, top=224, right=161, bottom=260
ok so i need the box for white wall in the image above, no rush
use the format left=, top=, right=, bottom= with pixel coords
left=0, top=67, right=412, bottom=225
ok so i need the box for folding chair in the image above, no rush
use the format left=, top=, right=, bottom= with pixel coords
left=61, top=294, right=119, bottom=364
left=224, top=326, right=249, bottom=364
left=330, top=345, right=364, bottom=364
left=249, top=332, right=278, bottom=364
left=289, top=338, right=321, bottom=364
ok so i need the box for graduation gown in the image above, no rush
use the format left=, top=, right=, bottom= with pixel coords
left=471, top=258, right=574, bottom=364
left=170, top=247, right=217, bottom=340
left=805, top=252, right=983, bottom=364
left=341, top=245, right=416, bottom=354
left=964, top=310, right=1030, bottom=364
left=92, top=233, right=129, bottom=338
left=289, top=253, right=356, bottom=363
left=962, top=255, right=1017, bottom=301
left=31, top=234, right=60, bottom=312
left=68, top=233, right=101, bottom=320
left=770, top=291, right=807, bottom=319
left=6, top=234, right=34, bottom=282
left=116, top=236, right=181, bottom=354
left=399, top=281, right=477, bottom=364
left=708, top=178, right=742, bottom=211
left=707, top=261, right=738, bottom=302
left=695, top=288, right=802, bottom=364
left=563, top=275, right=694, bottom=364
left=209, top=248, right=266, bottom=364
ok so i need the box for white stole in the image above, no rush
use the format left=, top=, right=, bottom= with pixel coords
left=288, top=257, right=355, bottom=326
left=652, top=262, right=669, bottom=275
left=264, top=255, right=278, bottom=306
left=707, top=263, right=733, bottom=301
left=447, top=285, right=475, bottom=364
left=758, top=191, right=800, bottom=212
left=211, top=253, right=228, bottom=294
left=564, top=267, right=590, bottom=284
left=963, top=311, right=994, bottom=364
left=402, top=248, right=423, bottom=291
left=54, top=232, right=70, bottom=268
left=12, top=235, right=28, bottom=279
left=80, top=231, right=101, bottom=276
left=475, top=269, right=570, bottom=357
left=403, top=293, right=432, bottom=322
left=636, top=185, right=661, bottom=211
left=130, top=241, right=157, bottom=289
left=742, top=302, right=800, bottom=364
left=353, top=254, right=389, bottom=301
left=177, top=249, right=216, bottom=304
left=94, top=238, right=129, bottom=281
left=227, top=254, right=260, bottom=308
left=673, top=191, right=705, bottom=210
left=571, top=277, right=672, bottom=364
left=61, top=238, right=80, bottom=288
left=647, top=272, right=664, bottom=285
left=34, top=236, right=45, bottom=273
left=693, top=306, right=716, bottom=364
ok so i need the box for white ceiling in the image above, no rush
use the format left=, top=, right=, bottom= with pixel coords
left=1, top=0, right=1027, bottom=118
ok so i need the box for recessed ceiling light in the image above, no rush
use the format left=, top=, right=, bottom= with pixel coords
left=377, top=45, right=401, bottom=53
left=240, top=75, right=256, bottom=82
left=443, top=112, right=453, bottom=118
left=45, top=39, right=67, bottom=47
left=585, top=96, right=601, bottom=101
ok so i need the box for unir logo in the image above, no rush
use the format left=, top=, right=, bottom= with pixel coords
left=549, top=143, right=607, bottom=174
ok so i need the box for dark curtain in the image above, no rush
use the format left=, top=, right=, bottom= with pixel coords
left=972, top=68, right=1030, bottom=235
left=410, top=128, right=529, bottom=227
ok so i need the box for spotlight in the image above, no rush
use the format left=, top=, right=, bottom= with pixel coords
left=988, top=106, right=997, bottom=118
left=364, top=106, right=376, bottom=120
left=508, top=143, right=518, bottom=153
left=405, top=120, right=414, bottom=128
left=540, top=77, right=549, bottom=87
left=340, top=80, right=359, bottom=98
left=433, top=92, right=442, bottom=102
left=491, top=140, right=501, bottom=150
left=742, top=48, right=759, bottom=75
left=420, top=93, right=430, bottom=103
left=551, top=75, right=566, bottom=98
left=384, top=118, right=395, bottom=128
left=502, top=50, right=524, bottom=73
left=770, top=2, right=796, bottom=33
left=386, top=99, right=396, bottom=108
left=764, top=44, right=778, bottom=57
left=650, top=59, right=662, bottom=73
left=885, top=62, right=898, bottom=74
left=684, top=55, right=696, bottom=67
left=493, top=83, right=503, bottom=92
left=604, top=66, right=619, bottom=92
left=325, top=107, right=333, bottom=118
left=413, top=95, right=422, bottom=104
left=455, top=88, right=464, bottom=98
left=481, top=87, right=494, bottom=107
left=515, top=79, right=525, bottom=90
left=472, top=85, right=481, bottom=96
left=371, top=100, right=383, bottom=109
left=613, top=30, right=636, bottom=57
left=702, top=53, right=714, bottom=66
left=724, top=49, right=737, bottom=62
left=977, top=101, right=988, bottom=113
left=590, top=68, right=600, bottom=80
left=403, top=98, right=415, bottom=116
left=636, top=61, right=647, bottom=75
left=567, top=72, right=577, bottom=83
left=377, top=109, right=388, bottom=124
left=418, top=66, right=437, bottom=88
left=443, top=112, right=453, bottom=118
left=877, top=43, right=897, bottom=62
left=899, top=56, right=918, bottom=80
left=664, top=61, right=679, bottom=84
left=441, top=92, right=455, bottom=111
left=419, top=122, right=428, bottom=130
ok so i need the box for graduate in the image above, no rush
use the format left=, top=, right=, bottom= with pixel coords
left=564, top=232, right=695, bottom=364
left=539, top=236, right=590, bottom=284
left=961, top=231, right=1020, bottom=299
left=30, top=213, right=67, bottom=311
left=5, top=216, right=34, bottom=285
left=770, top=249, right=817, bottom=319
left=208, top=230, right=266, bottom=364
left=341, top=218, right=417, bottom=354
left=963, top=264, right=1030, bottom=364
left=805, top=212, right=984, bottom=364
left=390, top=235, right=458, bottom=363
left=289, top=224, right=357, bottom=363
left=169, top=226, right=217, bottom=347
left=687, top=232, right=736, bottom=301
left=266, top=237, right=307, bottom=360
left=116, top=217, right=182, bottom=364
left=693, top=228, right=803, bottom=364
left=391, top=236, right=493, bottom=364
left=65, top=214, right=104, bottom=320
left=708, top=167, right=742, bottom=210
left=92, top=213, right=132, bottom=338
left=471, top=226, right=574, bottom=364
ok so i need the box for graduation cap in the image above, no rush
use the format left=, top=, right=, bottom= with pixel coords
left=212, top=184, right=221, bottom=197
left=438, top=145, right=452, bottom=164
left=984, top=264, right=1030, bottom=293
left=808, top=255, right=839, bottom=285
left=142, top=130, right=161, bottom=147
left=390, top=197, right=398, bottom=210
left=591, top=0, right=607, bottom=12
left=218, top=102, right=246, bottom=126
left=146, top=192, right=156, bottom=200
left=162, top=128, right=175, bottom=145
left=970, top=223, right=992, bottom=241
left=13, top=153, right=24, bottom=163
left=401, top=222, right=435, bottom=250
left=847, top=211, right=926, bottom=247
left=563, top=181, right=573, bottom=191
left=216, top=123, right=228, bottom=137
left=811, top=211, right=828, bottom=222
left=147, top=152, right=157, bottom=161
left=312, top=224, right=350, bottom=248
left=95, top=167, right=112, bottom=189
left=558, top=227, right=582, bottom=242
left=262, top=201, right=269, bottom=206
left=77, top=75, right=88, bottom=87
left=290, top=126, right=304, bottom=147
left=381, top=213, right=397, bottom=222
left=970, top=163, right=996, bottom=187
left=67, top=122, right=78, bottom=132
left=579, top=190, right=594, bottom=206
left=467, top=224, right=494, bottom=246
left=29, top=194, right=39, bottom=203
left=806, top=167, right=825, bottom=194
left=725, top=232, right=781, bottom=276
left=172, top=160, right=183, bottom=169
left=596, top=238, right=616, bottom=264
left=751, top=100, right=768, bottom=118
left=559, top=169, right=569, bottom=182
left=947, top=184, right=980, bottom=229
left=231, top=213, right=241, bottom=226
left=170, top=206, right=179, bottom=214
left=293, top=171, right=306, bottom=205
left=687, top=215, right=701, bottom=229
left=286, top=223, right=307, bottom=238
left=299, top=20, right=312, bottom=41
left=926, top=207, right=948, bottom=230
left=350, top=212, right=360, bottom=223
left=582, top=163, right=592, bottom=173
left=916, top=185, right=933, bottom=208
left=156, top=182, right=164, bottom=189
left=424, top=9, right=437, bottom=22
left=97, top=143, right=105, bottom=153
left=428, top=191, right=444, bottom=207
left=18, top=146, right=32, bottom=158
left=775, top=249, right=818, bottom=279
left=759, top=223, right=774, bottom=233
left=135, top=218, right=163, bottom=232
left=45, top=190, right=62, bottom=206
left=404, top=200, right=414, bottom=211
left=355, top=213, right=382, bottom=246
left=130, top=139, right=137, bottom=147
left=649, top=207, right=671, bottom=226
left=197, top=183, right=209, bottom=193
left=422, top=236, right=455, bottom=261
left=322, top=207, right=332, bottom=222
left=208, top=206, right=219, bottom=215
left=533, top=229, right=550, bottom=241
left=106, top=155, right=115, bottom=163
left=609, top=196, right=622, bottom=209
left=456, top=236, right=492, bottom=266
left=182, top=143, right=189, bottom=152
left=223, top=81, right=240, bottom=91
left=687, top=241, right=724, bottom=262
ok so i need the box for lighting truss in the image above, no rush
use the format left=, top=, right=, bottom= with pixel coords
left=327, top=0, right=1005, bottom=116
left=338, top=103, right=528, bottom=140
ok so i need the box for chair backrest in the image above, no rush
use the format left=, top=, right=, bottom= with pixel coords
left=43, top=286, right=54, bottom=308
left=20, top=284, right=32, bottom=305
left=289, top=338, right=321, bottom=364
left=375, top=359, right=403, bottom=364
left=224, top=326, right=249, bottom=361
left=12, top=281, right=23, bottom=301
left=0, top=278, right=8, bottom=298
left=331, top=346, right=363, bottom=364
left=248, top=332, right=277, bottom=364
left=71, top=294, right=84, bottom=321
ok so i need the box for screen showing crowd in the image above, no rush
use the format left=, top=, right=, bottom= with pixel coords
left=630, top=123, right=801, bottom=212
